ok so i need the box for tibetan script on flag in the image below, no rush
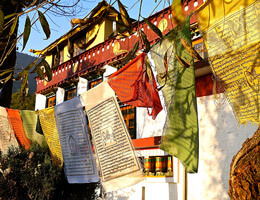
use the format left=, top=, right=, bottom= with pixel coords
left=197, top=0, right=260, bottom=124
left=6, top=108, right=31, bottom=149
left=54, top=97, right=99, bottom=183
left=38, top=107, right=63, bottom=167
left=81, top=81, right=144, bottom=192
left=149, top=16, right=199, bottom=173
left=0, top=107, right=19, bottom=154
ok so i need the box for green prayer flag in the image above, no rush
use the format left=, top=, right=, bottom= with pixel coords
left=149, top=16, right=199, bottom=173
left=19, top=110, right=47, bottom=147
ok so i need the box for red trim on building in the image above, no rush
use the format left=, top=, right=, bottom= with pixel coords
left=36, top=0, right=205, bottom=93
left=195, top=74, right=224, bottom=97
left=132, top=136, right=161, bottom=149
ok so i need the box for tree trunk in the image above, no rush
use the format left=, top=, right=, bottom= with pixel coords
left=228, top=127, right=260, bottom=200
left=0, top=1, right=20, bottom=108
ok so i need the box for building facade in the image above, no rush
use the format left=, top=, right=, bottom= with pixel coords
left=34, top=1, right=257, bottom=199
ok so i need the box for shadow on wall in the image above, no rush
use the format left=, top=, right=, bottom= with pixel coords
left=106, top=186, right=137, bottom=200
left=136, top=107, right=167, bottom=139
left=188, top=94, right=257, bottom=200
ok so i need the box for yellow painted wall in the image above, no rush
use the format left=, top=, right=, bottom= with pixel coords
left=86, top=22, right=105, bottom=50
left=45, top=18, right=117, bottom=68
left=45, top=55, right=52, bottom=67
left=63, top=46, right=70, bottom=63
left=104, top=19, right=113, bottom=41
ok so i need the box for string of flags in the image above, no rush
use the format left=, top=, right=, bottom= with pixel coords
left=0, top=15, right=200, bottom=192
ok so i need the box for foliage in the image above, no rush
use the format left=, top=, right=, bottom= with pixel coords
left=0, top=0, right=82, bottom=106
left=0, top=144, right=100, bottom=200
left=10, top=92, right=35, bottom=110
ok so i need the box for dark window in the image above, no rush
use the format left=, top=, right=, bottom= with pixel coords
left=47, top=96, right=56, bottom=107
left=89, top=79, right=102, bottom=89
left=66, top=88, right=77, bottom=100
left=120, top=105, right=136, bottom=139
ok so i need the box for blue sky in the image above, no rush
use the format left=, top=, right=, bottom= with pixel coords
left=17, top=0, right=169, bottom=56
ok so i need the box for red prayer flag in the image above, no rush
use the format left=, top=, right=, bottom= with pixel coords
left=6, top=108, right=31, bottom=149
left=108, top=52, right=162, bottom=119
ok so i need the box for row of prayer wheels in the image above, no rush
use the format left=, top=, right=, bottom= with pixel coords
left=144, top=156, right=173, bottom=176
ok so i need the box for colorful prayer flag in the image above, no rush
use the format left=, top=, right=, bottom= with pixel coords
left=196, top=0, right=260, bottom=124
left=19, top=110, right=47, bottom=147
left=54, top=96, right=99, bottom=183
left=6, top=108, right=31, bottom=150
left=80, top=81, right=144, bottom=192
left=149, top=16, right=199, bottom=173
left=0, top=107, right=19, bottom=154
left=38, top=107, right=63, bottom=167
left=108, top=52, right=162, bottom=119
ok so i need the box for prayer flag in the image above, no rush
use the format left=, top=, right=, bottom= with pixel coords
left=108, top=52, right=162, bottom=119
left=19, top=110, right=47, bottom=147
left=149, top=16, right=199, bottom=173
left=6, top=108, right=31, bottom=150
left=0, top=107, right=19, bottom=154
left=81, top=81, right=144, bottom=192
left=54, top=96, right=99, bottom=183
left=38, top=107, right=63, bottom=167
left=196, top=0, right=260, bottom=124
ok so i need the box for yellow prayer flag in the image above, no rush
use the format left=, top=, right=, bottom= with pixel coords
left=197, top=0, right=260, bottom=124
left=38, top=107, right=63, bottom=167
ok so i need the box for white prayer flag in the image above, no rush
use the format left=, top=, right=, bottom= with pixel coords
left=54, top=96, right=99, bottom=183
left=80, top=81, right=144, bottom=192
left=0, top=107, right=19, bottom=154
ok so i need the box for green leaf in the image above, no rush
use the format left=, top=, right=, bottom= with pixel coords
left=41, top=59, right=52, bottom=81
left=180, top=38, right=203, bottom=61
left=0, top=69, right=14, bottom=77
left=175, top=54, right=190, bottom=68
left=0, top=7, right=4, bottom=35
left=144, top=17, right=163, bottom=38
left=9, top=16, right=18, bottom=36
left=141, top=30, right=150, bottom=52
left=109, top=41, right=139, bottom=67
left=38, top=11, right=50, bottom=39
left=4, top=73, right=12, bottom=83
left=118, top=0, right=133, bottom=31
left=53, top=46, right=60, bottom=68
left=4, top=13, right=17, bottom=20
left=15, top=63, right=34, bottom=80
left=76, top=27, right=100, bottom=50
left=36, top=67, right=44, bottom=80
left=21, top=72, right=29, bottom=98
left=33, top=58, right=52, bottom=81
left=123, top=40, right=139, bottom=63
left=23, top=15, right=31, bottom=51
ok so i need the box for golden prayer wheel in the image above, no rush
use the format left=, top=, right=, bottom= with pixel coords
left=145, top=158, right=152, bottom=172
left=167, top=156, right=173, bottom=172
left=155, top=157, right=163, bottom=172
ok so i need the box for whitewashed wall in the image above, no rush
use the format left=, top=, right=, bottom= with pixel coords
left=136, top=107, right=167, bottom=139
left=187, top=94, right=257, bottom=200
left=108, top=94, right=257, bottom=200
